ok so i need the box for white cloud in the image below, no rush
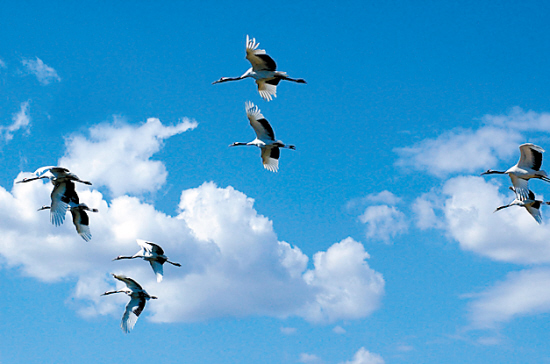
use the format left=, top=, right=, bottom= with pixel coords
left=301, top=237, right=385, bottom=323
left=59, top=116, right=198, bottom=196
left=339, top=348, right=385, bottom=364
left=395, top=107, right=550, bottom=177
left=0, top=59, right=6, bottom=69
left=0, top=177, right=384, bottom=325
left=333, top=325, right=346, bottom=334
left=412, top=193, right=444, bottom=230
left=21, top=57, right=61, bottom=85
left=467, top=268, right=550, bottom=329
left=432, top=176, right=550, bottom=264
left=299, top=353, right=323, bottom=364
left=1, top=101, right=31, bottom=142
left=280, top=326, right=297, bottom=335
left=359, top=205, right=408, bottom=243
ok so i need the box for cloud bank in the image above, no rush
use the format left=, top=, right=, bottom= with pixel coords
left=394, top=107, right=550, bottom=332
left=1, top=117, right=384, bottom=326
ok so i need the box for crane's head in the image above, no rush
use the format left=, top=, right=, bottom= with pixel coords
left=212, top=77, right=228, bottom=84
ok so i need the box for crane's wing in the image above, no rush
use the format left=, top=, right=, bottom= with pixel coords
left=245, top=102, right=275, bottom=141
left=255, top=79, right=278, bottom=101
left=71, top=207, right=91, bottom=242
left=525, top=202, right=542, bottom=224
left=518, top=143, right=545, bottom=171
left=261, top=146, right=279, bottom=173
left=139, top=240, right=165, bottom=255
left=49, top=167, right=71, bottom=178
left=33, top=166, right=63, bottom=177
left=121, top=296, right=145, bottom=333
left=509, top=174, right=530, bottom=201
left=149, top=260, right=164, bottom=282
left=245, top=35, right=277, bottom=72
left=113, top=274, right=144, bottom=291
left=136, top=239, right=154, bottom=253
left=50, top=183, right=69, bottom=226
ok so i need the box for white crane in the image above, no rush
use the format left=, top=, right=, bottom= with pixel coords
left=38, top=203, right=98, bottom=241
left=17, top=166, right=92, bottom=226
left=481, top=143, right=550, bottom=200
left=230, top=101, right=295, bottom=172
left=101, top=274, right=157, bottom=333
left=113, top=239, right=181, bottom=282
left=212, top=35, right=306, bottom=101
left=494, top=187, right=550, bottom=224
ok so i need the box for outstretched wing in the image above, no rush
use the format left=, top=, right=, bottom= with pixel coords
left=509, top=174, right=530, bottom=201
left=71, top=207, right=91, bottom=242
left=149, top=260, right=164, bottom=282
left=525, top=203, right=543, bottom=224
left=245, top=102, right=276, bottom=141
left=121, top=296, right=145, bottom=333
left=50, top=182, right=69, bottom=226
left=518, top=143, right=545, bottom=171
left=261, top=146, right=279, bottom=173
left=245, top=35, right=277, bottom=72
left=255, top=79, right=278, bottom=101
left=113, top=274, right=144, bottom=291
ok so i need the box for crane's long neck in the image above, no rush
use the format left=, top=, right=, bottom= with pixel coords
left=482, top=170, right=506, bottom=175
left=167, top=260, right=182, bottom=267
left=113, top=254, right=140, bottom=261
left=230, top=142, right=253, bottom=147
left=101, top=289, right=123, bottom=296
left=17, top=175, right=49, bottom=183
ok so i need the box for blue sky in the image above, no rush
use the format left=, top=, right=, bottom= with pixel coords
left=1, top=1, right=550, bottom=363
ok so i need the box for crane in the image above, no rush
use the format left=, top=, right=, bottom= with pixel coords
left=113, top=239, right=181, bottom=282
left=230, top=101, right=295, bottom=172
left=212, top=35, right=306, bottom=101
left=482, top=143, right=550, bottom=200
left=101, top=274, right=157, bottom=333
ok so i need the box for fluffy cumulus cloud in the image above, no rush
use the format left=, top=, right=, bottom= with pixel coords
left=1, top=101, right=31, bottom=142
left=21, top=57, right=61, bottom=85
left=440, top=176, right=550, bottom=263
left=339, top=348, right=385, bottom=364
left=59, top=117, right=198, bottom=196
left=301, top=237, right=385, bottom=323
left=2, top=118, right=384, bottom=325
left=467, top=268, right=550, bottom=329
left=0, top=179, right=384, bottom=324
left=357, top=191, right=408, bottom=243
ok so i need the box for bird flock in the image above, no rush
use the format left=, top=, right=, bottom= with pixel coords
left=482, top=143, right=550, bottom=223
left=14, top=36, right=548, bottom=334
left=14, top=35, right=306, bottom=333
